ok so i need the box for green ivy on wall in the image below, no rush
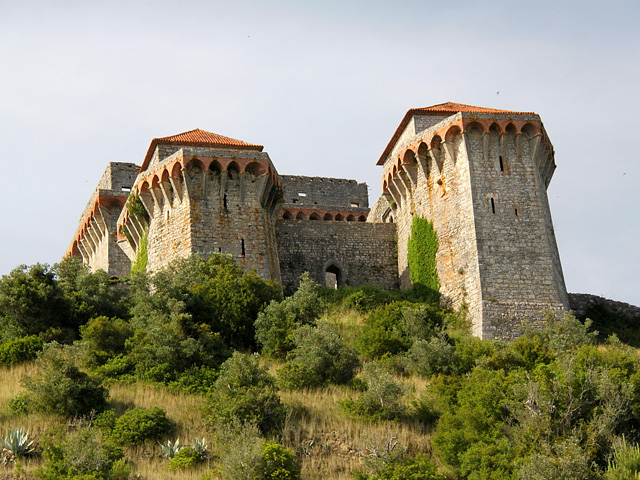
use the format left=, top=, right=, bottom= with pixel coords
left=125, top=193, right=149, bottom=224
left=131, top=230, right=148, bottom=274
left=407, top=216, right=440, bottom=303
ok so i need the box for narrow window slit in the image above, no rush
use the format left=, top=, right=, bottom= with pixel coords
left=499, top=156, right=504, bottom=172
left=241, top=238, right=245, bottom=256
left=491, top=198, right=496, bottom=214
left=223, top=194, right=228, bottom=209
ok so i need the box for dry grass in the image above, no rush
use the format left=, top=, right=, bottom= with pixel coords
left=278, top=377, right=433, bottom=480
left=0, top=304, right=435, bottom=479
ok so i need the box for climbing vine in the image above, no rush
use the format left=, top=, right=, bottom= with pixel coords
left=125, top=193, right=149, bottom=224
left=407, top=216, right=440, bottom=303
left=130, top=231, right=148, bottom=274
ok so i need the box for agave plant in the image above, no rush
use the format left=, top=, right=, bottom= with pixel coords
left=160, top=438, right=182, bottom=458
left=191, top=437, right=208, bottom=455
left=1, top=428, right=35, bottom=457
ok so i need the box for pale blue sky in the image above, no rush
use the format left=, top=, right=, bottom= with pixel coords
left=1, top=0, right=638, bottom=306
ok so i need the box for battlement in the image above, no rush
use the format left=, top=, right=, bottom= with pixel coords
left=66, top=104, right=570, bottom=341
left=279, top=175, right=369, bottom=221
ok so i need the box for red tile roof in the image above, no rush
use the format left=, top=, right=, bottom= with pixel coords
left=377, top=102, right=537, bottom=165
left=141, top=129, right=263, bottom=172
left=413, top=102, right=534, bottom=115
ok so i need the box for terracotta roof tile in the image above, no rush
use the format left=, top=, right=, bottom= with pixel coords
left=414, top=101, right=534, bottom=115
left=141, top=129, right=263, bottom=172
left=377, top=102, right=537, bottom=165
left=157, top=128, right=263, bottom=148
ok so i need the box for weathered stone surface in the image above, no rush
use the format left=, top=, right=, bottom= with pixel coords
left=66, top=105, right=578, bottom=341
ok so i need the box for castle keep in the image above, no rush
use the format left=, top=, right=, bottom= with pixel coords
left=66, top=102, right=569, bottom=340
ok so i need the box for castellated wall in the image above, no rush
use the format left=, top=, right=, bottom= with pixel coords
left=68, top=162, right=139, bottom=277
left=276, top=221, right=398, bottom=293
left=280, top=175, right=369, bottom=210
left=132, top=147, right=282, bottom=282
left=373, top=111, right=568, bottom=339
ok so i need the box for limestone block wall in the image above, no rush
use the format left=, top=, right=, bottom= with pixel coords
left=276, top=220, right=398, bottom=292
left=376, top=110, right=569, bottom=339
left=124, top=146, right=283, bottom=281
left=466, top=125, right=569, bottom=338
left=280, top=175, right=369, bottom=209
left=67, top=162, right=139, bottom=277
left=186, top=168, right=281, bottom=282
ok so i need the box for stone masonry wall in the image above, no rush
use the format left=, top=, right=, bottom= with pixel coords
left=139, top=147, right=282, bottom=281
left=465, top=126, right=568, bottom=338
left=375, top=111, right=568, bottom=339
left=280, top=175, right=369, bottom=211
left=276, top=220, right=398, bottom=293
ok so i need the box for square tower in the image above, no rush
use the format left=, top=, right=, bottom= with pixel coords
left=370, top=102, right=569, bottom=339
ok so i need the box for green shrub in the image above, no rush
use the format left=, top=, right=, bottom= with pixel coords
left=21, top=344, right=109, bottom=417
left=358, top=302, right=440, bottom=359
left=605, top=436, right=640, bottom=479
left=355, top=453, right=445, bottom=480
left=206, top=352, right=285, bottom=436
left=261, top=442, right=300, bottom=480
left=255, top=273, right=323, bottom=358
left=110, top=407, right=172, bottom=446
left=38, top=427, right=124, bottom=480
left=0, top=335, right=44, bottom=366
left=0, top=263, right=70, bottom=339
left=132, top=254, right=281, bottom=351
left=79, top=316, right=133, bottom=367
left=278, top=322, right=359, bottom=389
left=341, top=363, right=406, bottom=420
left=403, top=336, right=456, bottom=376
left=168, top=446, right=204, bottom=471
left=8, top=394, right=30, bottom=414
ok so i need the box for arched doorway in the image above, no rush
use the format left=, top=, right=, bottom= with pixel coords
left=324, top=264, right=343, bottom=289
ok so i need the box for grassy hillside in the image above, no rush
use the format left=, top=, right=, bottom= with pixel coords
left=1, top=256, right=640, bottom=480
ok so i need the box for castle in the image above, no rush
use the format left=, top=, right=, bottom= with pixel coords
left=66, top=102, right=569, bottom=340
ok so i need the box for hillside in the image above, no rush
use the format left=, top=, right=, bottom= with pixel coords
left=0, top=256, right=639, bottom=480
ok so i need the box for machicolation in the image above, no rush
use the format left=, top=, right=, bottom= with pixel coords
left=66, top=102, right=570, bottom=340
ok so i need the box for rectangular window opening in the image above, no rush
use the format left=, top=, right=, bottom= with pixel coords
left=241, top=238, right=246, bottom=256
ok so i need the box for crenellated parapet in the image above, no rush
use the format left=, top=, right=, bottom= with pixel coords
left=66, top=162, right=139, bottom=277
left=372, top=102, right=568, bottom=339
left=116, top=129, right=283, bottom=281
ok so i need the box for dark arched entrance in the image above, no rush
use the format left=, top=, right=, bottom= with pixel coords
left=324, top=264, right=343, bottom=289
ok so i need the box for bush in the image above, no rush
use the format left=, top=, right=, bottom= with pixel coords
left=0, top=335, right=44, bottom=366
left=21, top=343, right=109, bottom=417
left=403, top=336, right=456, bottom=376
left=278, top=322, right=359, bottom=389
left=0, top=263, right=70, bottom=339
left=168, top=446, right=204, bottom=471
left=255, top=273, right=323, bottom=358
left=355, top=453, right=445, bottom=480
left=358, top=302, right=443, bottom=360
left=132, top=254, right=281, bottom=351
left=261, top=442, right=300, bottom=480
left=79, top=316, right=133, bottom=367
left=341, top=363, right=406, bottom=420
left=110, top=407, right=172, bottom=446
left=38, top=427, right=124, bottom=480
left=206, top=352, right=285, bottom=436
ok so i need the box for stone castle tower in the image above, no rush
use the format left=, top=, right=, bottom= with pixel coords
left=116, top=129, right=283, bottom=281
left=368, top=102, right=569, bottom=338
left=67, top=102, right=569, bottom=340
